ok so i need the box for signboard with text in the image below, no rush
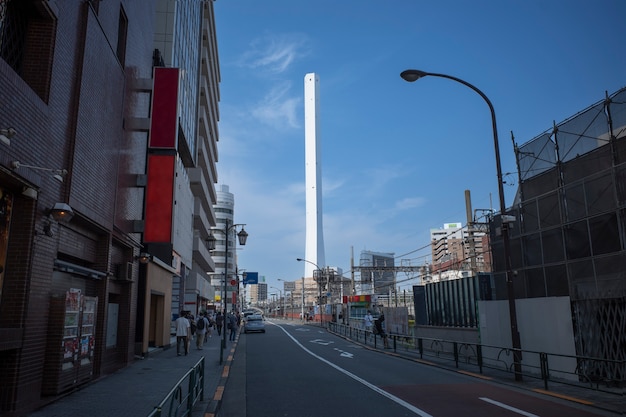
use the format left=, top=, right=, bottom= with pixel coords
left=243, top=272, right=258, bottom=285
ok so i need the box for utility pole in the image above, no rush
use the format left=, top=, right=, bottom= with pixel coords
left=465, top=190, right=477, bottom=276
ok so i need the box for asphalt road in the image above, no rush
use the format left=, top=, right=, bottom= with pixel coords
left=221, top=319, right=617, bottom=417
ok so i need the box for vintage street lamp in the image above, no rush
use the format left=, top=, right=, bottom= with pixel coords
left=207, top=220, right=248, bottom=364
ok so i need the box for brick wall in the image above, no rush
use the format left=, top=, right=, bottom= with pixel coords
left=0, top=0, right=155, bottom=414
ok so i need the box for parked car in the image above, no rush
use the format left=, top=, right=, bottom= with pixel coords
left=244, top=314, right=265, bottom=333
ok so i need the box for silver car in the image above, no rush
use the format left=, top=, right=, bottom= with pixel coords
left=244, top=314, right=265, bottom=333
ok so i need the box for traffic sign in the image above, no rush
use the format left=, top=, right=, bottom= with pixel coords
left=243, top=272, right=258, bottom=285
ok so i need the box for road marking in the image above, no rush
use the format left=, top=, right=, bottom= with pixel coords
left=310, top=339, right=334, bottom=346
left=277, top=324, right=433, bottom=417
left=479, top=397, right=539, bottom=416
left=333, top=348, right=354, bottom=358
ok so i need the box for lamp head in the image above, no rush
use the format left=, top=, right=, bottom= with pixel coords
left=0, top=127, right=17, bottom=138
left=135, top=252, right=151, bottom=264
left=237, top=227, right=248, bottom=246
left=296, top=258, right=303, bottom=262
left=206, top=232, right=217, bottom=251
left=400, top=69, right=429, bottom=82
left=49, top=202, right=74, bottom=223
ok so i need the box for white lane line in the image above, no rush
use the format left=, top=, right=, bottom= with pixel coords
left=276, top=324, right=433, bottom=417
left=479, top=397, right=540, bottom=417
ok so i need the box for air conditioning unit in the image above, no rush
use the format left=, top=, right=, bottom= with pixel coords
left=115, top=262, right=134, bottom=281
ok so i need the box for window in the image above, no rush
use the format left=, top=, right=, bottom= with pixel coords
left=0, top=0, right=57, bottom=102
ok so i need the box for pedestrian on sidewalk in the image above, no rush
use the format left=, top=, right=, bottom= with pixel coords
left=374, top=312, right=390, bottom=349
left=364, top=310, right=374, bottom=332
left=215, top=311, right=224, bottom=336
left=175, top=311, right=191, bottom=356
left=205, top=312, right=214, bottom=341
left=195, top=312, right=209, bottom=350
left=227, top=312, right=238, bottom=341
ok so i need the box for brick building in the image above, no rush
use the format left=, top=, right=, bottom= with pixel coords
left=0, top=1, right=158, bottom=414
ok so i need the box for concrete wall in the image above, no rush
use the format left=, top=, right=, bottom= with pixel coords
left=478, top=297, right=578, bottom=380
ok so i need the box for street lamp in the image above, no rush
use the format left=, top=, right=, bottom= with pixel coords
left=400, top=69, right=522, bottom=380
left=297, top=258, right=326, bottom=324
left=207, top=219, right=248, bottom=365
left=277, top=278, right=295, bottom=320
left=270, top=286, right=283, bottom=318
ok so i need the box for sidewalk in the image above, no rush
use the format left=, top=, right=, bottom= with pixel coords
left=27, top=330, right=240, bottom=417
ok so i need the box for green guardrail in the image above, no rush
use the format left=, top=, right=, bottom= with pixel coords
left=147, top=356, right=205, bottom=417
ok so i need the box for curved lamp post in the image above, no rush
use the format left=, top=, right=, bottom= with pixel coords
left=270, top=286, right=283, bottom=317
left=207, top=220, right=248, bottom=365
left=296, top=258, right=326, bottom=324
left=400, top=69, right=522, bottom=381
left=277, top=278, right=295, bottom=320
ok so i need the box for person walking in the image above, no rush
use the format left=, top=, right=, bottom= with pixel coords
left=227, top=312, right=238, bottom=341
left=175, top=311, right=191, bottom=356
left=374, top=312, right=390, bottom=349
left=195, top=312, right=209, bottom=350
left=364, top=311, right=374, bottom=332
left=205, top=312, right=214, bottom=341
left=215, top=311, right=224, bottom=336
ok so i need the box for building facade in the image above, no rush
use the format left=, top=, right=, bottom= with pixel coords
left=209, top=184, right=241, bottom=313
left=0, top=0, right=222, bottom=414
left=429, top=222, right=490, bottom=281
left=249, top=282, right=268, bottom=307
left=359, top=251, right=395, bottom=295
left=489, top=87, right=626, bottom=372
left=0, top=0, right=153, bottom=414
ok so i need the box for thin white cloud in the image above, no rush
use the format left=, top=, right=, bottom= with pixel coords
left=394, top=197, right=426, bottom=211
left=321, top=176, right=345, bottom=196
left=239, top=33, right=310, bottom=74
left=367, top=164, right=410, bottom=193
left=251, top=82, right=300, bottom=129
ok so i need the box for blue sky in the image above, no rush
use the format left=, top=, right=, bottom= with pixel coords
left=213, top=0, right=626, bottom=293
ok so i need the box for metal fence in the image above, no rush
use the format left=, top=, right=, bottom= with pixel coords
left=328, top=322, right=624, bottom=406
left=147, top=356, right=205, bottom=417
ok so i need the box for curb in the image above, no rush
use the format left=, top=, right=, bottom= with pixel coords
left=204, top=333, right=239, bottom=417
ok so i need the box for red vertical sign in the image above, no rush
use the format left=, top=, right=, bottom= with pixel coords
left=144, top=154, right=175, bottom=242
left=149, top=67, right=179, bottom=149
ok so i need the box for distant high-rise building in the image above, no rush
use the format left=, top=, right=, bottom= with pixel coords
left=359, top=251, right=395, bottom=295
left=249, top=282, right=268, bottom=306
left=429, top=222, right=489, bottom=279
left=210, top=185, right=238, bottom=312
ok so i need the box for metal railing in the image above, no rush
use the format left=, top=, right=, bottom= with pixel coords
left=147, top=356, right=205, bottom=417
left=327, top=322, right=624, bottom=397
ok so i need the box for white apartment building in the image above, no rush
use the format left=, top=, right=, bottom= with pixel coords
left=429, top=222, right=490, bottom=281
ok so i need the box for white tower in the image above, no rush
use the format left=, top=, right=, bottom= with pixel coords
left=304, top=73, right=325, bottom=277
